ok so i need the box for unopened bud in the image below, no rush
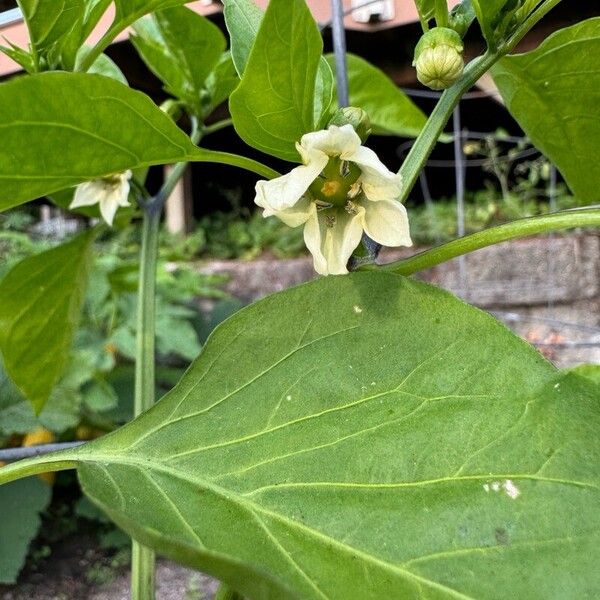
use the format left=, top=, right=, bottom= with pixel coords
left=413, top=27, right=465, bottom=91
left=328, top=107, right=372, bottom=142
left=160, top=99, right=183, bottom=121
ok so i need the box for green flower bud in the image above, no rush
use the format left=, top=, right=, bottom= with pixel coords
left=328, top=107, right=372, bottom=142
left=159, top=99, right=183, bottom=121
left=413, top=27, right=465, bottom=91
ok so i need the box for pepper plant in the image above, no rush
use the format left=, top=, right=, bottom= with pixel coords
left=1, top=1, right=600, bottom=599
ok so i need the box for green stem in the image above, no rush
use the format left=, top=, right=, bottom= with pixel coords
left=192, top=149, right=280, bottom=180
left=77, top=23, right=121, bottom=72
left=133, top=209, right=161, bottom=418
left=0, top=454, right=78, bottom=486
left=130, top=119, right=202, bottom=600
left=504, top=0, right=563, bottom=53
left=434, top=0, right=449, bottom=27
left=202, top=118, right=234, bottom=137
left=399, top=51, right=499, bottom=204
left=131, top=202, right=161, bottom=600
left=364, top=209, right=600, bottom=276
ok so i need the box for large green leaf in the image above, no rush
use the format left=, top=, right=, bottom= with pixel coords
left=0, top=72, right=244, bottom=211
left=492, top=18, right=600, bottom=203
left=132, top=7, right=226, bottom=115
left=0, top=478, right=52, bottom=584
left=222, top=0, right=264, bottom=76
left=314, top=59, right=335, bottom=129
left=0, top=231, right=94, bottom=413
left=19, top=272, right=600, bottom=598
left=225, top=0, right=333, bottom=133
left=229, top=0, right=323, bottom=162
left=326, top=53, right=426, bottom=138
left=80, top=0, right=113, bottom=41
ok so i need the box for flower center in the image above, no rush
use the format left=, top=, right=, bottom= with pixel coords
left=309, top=157, right=362, bottom=208
left=321, top=180, right=342, bottom=198
left=102, top=173, right=123, bottom=186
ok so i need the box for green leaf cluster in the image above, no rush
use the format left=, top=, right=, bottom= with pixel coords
left=471, top=0, right=541, bottom=46
left=3, top=0, right=191, bottom=73
left=131, top=6, right=237, bottom=118
left=493, top=18, right=600, bottom=203
left=0, top=228, right=226, bottom=422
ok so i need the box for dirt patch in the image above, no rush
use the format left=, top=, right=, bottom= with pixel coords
left=0, top=534, right=218, bottom=600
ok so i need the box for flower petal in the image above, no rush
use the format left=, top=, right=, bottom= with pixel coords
left=299, top=124, right=361, bottom=161
left=274, top=196, right=314, bottom=228
left=99, top=196, right=121, bottom=226
left=70, top=181, right=102, bottom=209
left=304, top=208, right=364, bottom=276
left=116, top=179, right=132, bottom=208
left=95, top=179, right=131, bottom=225
left=348, top=146, right=402, bottom=201
left=303, top=211, right=328, bottom=276
left=362, top=199, right=412, bottom=248
left=255, top=154, right=327, bottom=214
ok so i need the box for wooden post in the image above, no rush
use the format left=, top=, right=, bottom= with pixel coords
left=164, top=164, right=193, bottom=234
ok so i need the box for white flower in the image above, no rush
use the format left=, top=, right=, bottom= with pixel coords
left=255, top=125, right=412, bottom=275
left=70, top=171, right=132, bottom=226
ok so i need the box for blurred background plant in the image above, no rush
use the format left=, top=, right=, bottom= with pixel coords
left=0, top=223, right=229, bottom=585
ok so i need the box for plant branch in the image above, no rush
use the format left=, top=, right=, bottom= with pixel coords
left=77, top=23, right=122, bottom=72
left=191, top=149, right=280, bottom=180
left=130, top=117, right=202, bottom=600
left=131, top=193, right=161, bottom=600
left=399, top=51, right=499, bottom=205
left=0, top=453, right=78, bottom=486
left=364, top=209, right=600, bottom=276
left=434, top=0, right=449, bottom=27
left=202, top=118, right=234, bottom=136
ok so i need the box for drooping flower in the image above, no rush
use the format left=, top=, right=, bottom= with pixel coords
left=70, top=171, right=132, bottom=226
left=255, top=124, right=412, bottom=275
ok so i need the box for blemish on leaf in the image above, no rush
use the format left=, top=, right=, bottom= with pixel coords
left=495, top=527, right=510, bottom=545
left=353, top=305, right=363, bottom=314
left=483, top=480, right=520, bottom=499
left=503, top=480, right=520, bottom=499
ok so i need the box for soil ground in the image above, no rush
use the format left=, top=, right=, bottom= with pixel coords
left=0, top=534, right=218, bottom=600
